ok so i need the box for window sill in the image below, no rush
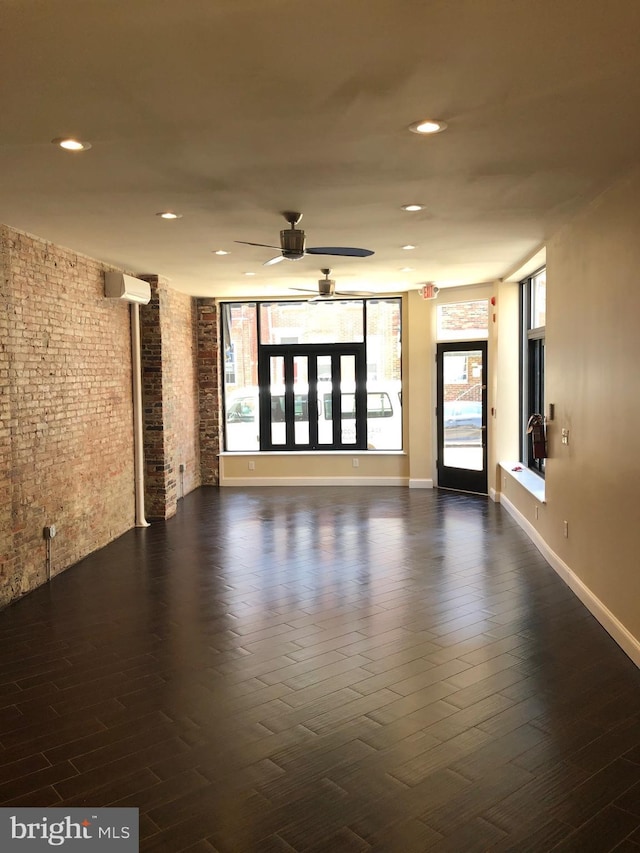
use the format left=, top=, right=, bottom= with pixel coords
left=220, top=450, right=407, bottom=457
left=500, top=462, right=546, bottom=503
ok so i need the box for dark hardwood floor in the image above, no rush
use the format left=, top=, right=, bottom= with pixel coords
left=1, top=487, right=640, bottom=852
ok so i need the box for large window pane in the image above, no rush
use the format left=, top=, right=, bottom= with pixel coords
left=366, top=299, right=402, bottom=449
left=223, top=298, right=402, bottom=451
left=259, top=300, right=364, bottom=344
left=521, top=268, right=546, bottom=474
left=366, top=299, right=402, bottom=381
left=225, top=389, right=259, bottom=451
left=222, top=303, right=258, bottom=451
left=531, top=269, right=546, bottom=329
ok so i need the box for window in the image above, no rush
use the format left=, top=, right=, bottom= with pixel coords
left=437, top=299, right=489, bottom=341
left=221, top=299, right=402, bottom=451
left=521, top=268, right=546, bottom=474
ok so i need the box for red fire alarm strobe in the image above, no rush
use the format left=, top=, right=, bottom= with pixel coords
left=419, top=283, right=439, bottom=300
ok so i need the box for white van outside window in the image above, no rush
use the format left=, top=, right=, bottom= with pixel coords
left=225, top=380, right=401, bottom=451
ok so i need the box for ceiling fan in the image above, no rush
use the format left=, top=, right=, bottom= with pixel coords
left=235, top=211, right=374, bottom=266
left=290, top=269, right=375, bottom=300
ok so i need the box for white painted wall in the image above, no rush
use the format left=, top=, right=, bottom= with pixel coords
left=500, top=166, right=640, bottom=658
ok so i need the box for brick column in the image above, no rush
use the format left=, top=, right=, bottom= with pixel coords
left=197, top=299, right=220, bottom=485
left=139, top=277, right=176, bottom=519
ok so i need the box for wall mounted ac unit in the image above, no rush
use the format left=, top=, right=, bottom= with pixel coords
left=104, top=272, right=151, bottom=305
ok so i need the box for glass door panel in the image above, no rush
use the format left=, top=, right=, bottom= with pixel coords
left=317, top=355, right=333, bottom=445
left=269, top=355, right=286, bottom=446
left=293, top=355, right=309, bottom=446
left=340, top=354, right=357, bottom=445
left=437, top=342, right=487, bottom=494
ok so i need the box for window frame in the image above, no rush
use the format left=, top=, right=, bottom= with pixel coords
left=221, top=297, right=402, bottom=452
left=520, top=268, right=546, bottom=475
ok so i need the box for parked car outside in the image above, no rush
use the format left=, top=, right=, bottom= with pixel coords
left=443, top=399, right=482, bottom=445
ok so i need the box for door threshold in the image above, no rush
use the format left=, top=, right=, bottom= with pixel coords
left=436, top=485, right=488, bottom=497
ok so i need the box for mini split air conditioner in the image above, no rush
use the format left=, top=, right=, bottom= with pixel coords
left=104, top=272, right=151, bottom=305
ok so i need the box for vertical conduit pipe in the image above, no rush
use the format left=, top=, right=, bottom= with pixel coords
left=131, top=303, right=150, bottom=527
left=45, top=537, right=51, bottom=581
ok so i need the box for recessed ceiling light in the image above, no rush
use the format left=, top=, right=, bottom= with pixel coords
left=156, top=211, right=182, bottom=220
left=214, top=250, right=230, bottom=255
left=52, top=137, right=92, bottom=151
left=409, top=119, right=447, bottom=135
left=402, top=204, right=424, bottom=212
left=243, top=272, right=256, bottom=276
left=402, top=245, right=416, bottom=251
left=400, top=267, right=414, bottom=272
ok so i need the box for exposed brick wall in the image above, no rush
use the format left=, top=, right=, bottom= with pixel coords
left=140, top=278, right=202, bottom=519
left=140, top=279, right=169, bottom=518
left=197, top=299, right=219, bottom=485
left=0, top=226, right=135, bottom=607
left=161, top=285, right=201, bottom=500
left=0, top=233, right=13, bottom=602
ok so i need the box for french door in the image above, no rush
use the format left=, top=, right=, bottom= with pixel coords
left=436, top=341, right=488, bottom=494
left=257, top=344, right=367, bottom=451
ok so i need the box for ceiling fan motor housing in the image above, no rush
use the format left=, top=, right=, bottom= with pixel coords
left=280, top=228, right=305, bottom=260
left=318, top=279, right=336, bottom=297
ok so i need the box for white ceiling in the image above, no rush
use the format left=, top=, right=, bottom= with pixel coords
left=2, top=0, right=640, bottom=298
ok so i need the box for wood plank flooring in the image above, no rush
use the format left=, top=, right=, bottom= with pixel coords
left=1, top=486, right=640, bottom=851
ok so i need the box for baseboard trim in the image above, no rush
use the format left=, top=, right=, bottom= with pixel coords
left=501, top=494, right=640, bottom=669
left=219, top=476, right=408, bottom=487
left=489, top=487, right=500, bottom=503
left=408, top=479, right=434, bottom=489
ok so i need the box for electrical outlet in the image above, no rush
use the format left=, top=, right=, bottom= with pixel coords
left=43, top=525, right=56, bottom=539
left=248, top=461, right=255, bottom=471
left=352, top=458, right=359, bottom=468
left=561, top=428, right=569, bottom=445
left=563, top=520, right=569, bottom=538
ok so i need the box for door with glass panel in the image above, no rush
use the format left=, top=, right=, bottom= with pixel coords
left=436, top=342, right=488, bottom=494
left=258, top=344, right=367, bottom=451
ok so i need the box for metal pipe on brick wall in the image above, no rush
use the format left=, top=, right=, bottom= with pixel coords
left=131, top=303, right=150, bottom=528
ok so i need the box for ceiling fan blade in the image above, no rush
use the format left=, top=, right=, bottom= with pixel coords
left=264, top=255, right=285, bottom=266
left=335, top=289, right=375, bottom=296
left=235, top=240, right=281, bottom=250
left=290, top=287, right=317, bottom=293
left=306, top=247, right=374, bottom=258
